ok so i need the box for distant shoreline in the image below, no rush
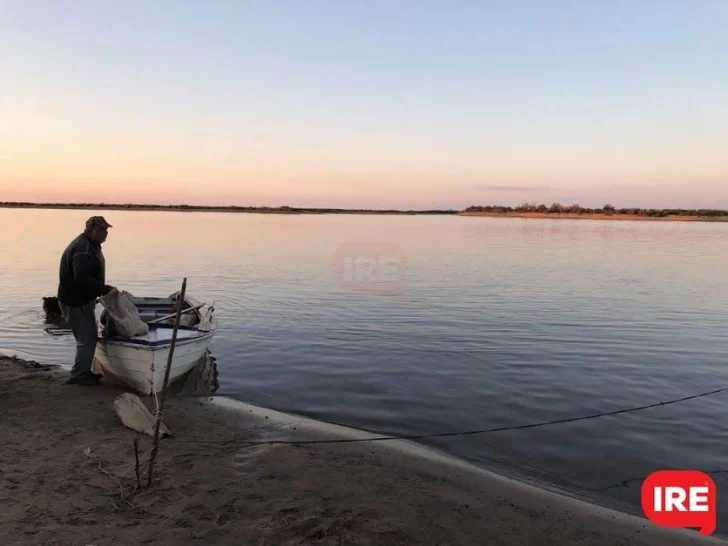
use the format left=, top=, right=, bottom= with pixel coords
left=0, top=202, right=455, bottom=215
left=1, top=202, right=727, bottom=221
left=459, top=211, right=728, bottom=222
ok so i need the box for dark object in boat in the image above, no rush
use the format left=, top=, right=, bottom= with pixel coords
left=42, top=296, right=68, bottom=328
left=100, top=311, right=120, bottom=338
left=98, top=294, right=200, bottom=338
left=43, top=293, right=203, bottom=338
left=42, top=296, right=61, bottom=317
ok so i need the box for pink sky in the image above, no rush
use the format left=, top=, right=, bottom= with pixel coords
left=2, top=2, right=727, bottom=210
left=2, top=94, right=725, bottom=209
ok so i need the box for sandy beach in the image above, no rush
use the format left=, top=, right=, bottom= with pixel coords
left=1, top=355, right=725, bottom=545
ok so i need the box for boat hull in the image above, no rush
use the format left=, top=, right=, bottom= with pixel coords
left=94, top=329, right=216, bottom=395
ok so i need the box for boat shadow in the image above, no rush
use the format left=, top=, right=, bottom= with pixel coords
left=168, top=350, right=220, bottom=396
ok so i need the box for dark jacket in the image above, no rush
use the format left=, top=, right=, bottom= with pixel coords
left=57, top=233, right=112, bottom=307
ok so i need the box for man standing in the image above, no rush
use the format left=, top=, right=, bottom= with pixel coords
left=58, top=216, right=116, bottom=385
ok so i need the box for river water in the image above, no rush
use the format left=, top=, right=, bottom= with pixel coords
left=1, top=208, right=727, bottom=532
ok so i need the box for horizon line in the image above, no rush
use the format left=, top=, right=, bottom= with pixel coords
left=2, top=201, right=728, bottom=215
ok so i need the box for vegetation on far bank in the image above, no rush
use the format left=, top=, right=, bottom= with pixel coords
left=0, top=202, right=455, bottom=214
left=1, top=201, right=726, bottom=217
left=463, top=203, right=728, bottom=217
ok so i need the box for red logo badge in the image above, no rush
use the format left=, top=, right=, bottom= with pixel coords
left=642, top=470, right=716, bottom=535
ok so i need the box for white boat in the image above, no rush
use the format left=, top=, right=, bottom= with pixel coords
left=93, top=292, right=218, bottom=395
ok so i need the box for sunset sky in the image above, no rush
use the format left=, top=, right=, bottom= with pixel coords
left=1, top=1, right=726, bottom=209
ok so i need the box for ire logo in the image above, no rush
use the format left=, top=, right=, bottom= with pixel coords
left=332, top=241, right=406, bottom=295
left=641, top=470, right=717, bottom=535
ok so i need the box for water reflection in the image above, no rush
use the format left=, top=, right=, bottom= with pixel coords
left=4, top=209, right=728, bottom=533
left=169, top=350, right=220, bottom=396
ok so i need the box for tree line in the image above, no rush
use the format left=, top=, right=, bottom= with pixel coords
left=1, top=201, right=726, bottom=217
left=464, top=203, right=728, bottom=217
left=0, top=202, right=455, bottom=214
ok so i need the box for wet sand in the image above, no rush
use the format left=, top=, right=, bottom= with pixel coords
left=1, top=355, right=724, bottom=545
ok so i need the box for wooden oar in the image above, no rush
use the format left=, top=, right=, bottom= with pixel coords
left=147, top=303, right=204, bottom=325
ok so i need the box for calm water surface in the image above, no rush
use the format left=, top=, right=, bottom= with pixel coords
left=1, top=208, right=727, bottom=530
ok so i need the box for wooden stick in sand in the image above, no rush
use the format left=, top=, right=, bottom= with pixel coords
left=147, top=277, right=187, bottom=487
left=134, top=438, right=141, bottom=490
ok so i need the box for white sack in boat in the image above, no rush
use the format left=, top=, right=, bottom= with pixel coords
left=197, top=305, right=214, bottom=332
left=113, top=393, right=171, bottom=437
left=99, top=289, right=149, bottom=337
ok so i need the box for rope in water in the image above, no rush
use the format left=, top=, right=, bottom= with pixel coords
left=198, top=385, right=728, bottom=447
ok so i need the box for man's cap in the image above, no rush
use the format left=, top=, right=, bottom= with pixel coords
left=86, top=216, right=113, bottom=230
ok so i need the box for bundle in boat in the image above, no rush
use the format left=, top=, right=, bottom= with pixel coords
left=99, top=289, right=149, bottom=337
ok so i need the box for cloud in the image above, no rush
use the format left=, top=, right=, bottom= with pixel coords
left=472, top=185, right=553, bottom=192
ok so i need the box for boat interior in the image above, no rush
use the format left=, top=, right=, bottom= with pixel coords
left=98, top=294, right=210, bottom=340
left=127, top=295, right=203, bottom=327
left=42, top=294, right=213, bottom=339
